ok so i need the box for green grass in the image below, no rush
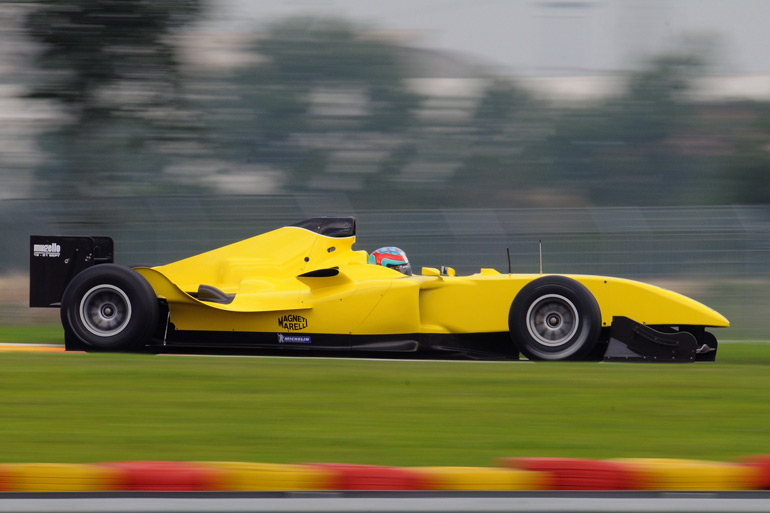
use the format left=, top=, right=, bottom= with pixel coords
left=0, top=325, right=63, bottom=344
left=1, top=344, right=769, bottom=466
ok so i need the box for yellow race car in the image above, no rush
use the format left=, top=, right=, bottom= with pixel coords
left=30, top=217, right=728, bottom=361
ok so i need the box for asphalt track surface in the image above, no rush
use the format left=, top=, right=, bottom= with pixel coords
left=2, top=491, right=770, bottom=513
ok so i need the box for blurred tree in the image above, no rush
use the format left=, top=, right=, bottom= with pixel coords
left=196, top=17, right=422, bottom=199
left=472, top=80, right=531, bottom=138
left=24, top=0, right=202, bottom=197
left=449, top=80, right=549, bottom=207
left=724, top=106, right=770, bottom=204
left=536, top=53, right=707, bottom=206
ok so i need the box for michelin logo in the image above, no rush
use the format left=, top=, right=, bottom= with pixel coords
left=277, top=334, right=311, bottom=344
left=33, top=243, right=61, bottom=258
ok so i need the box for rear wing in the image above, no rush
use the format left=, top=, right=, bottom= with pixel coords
left=29, top=236, right=114, bottom=307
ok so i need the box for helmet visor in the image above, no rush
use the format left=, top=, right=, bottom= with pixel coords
left=389, top=262, right=412, bottom=276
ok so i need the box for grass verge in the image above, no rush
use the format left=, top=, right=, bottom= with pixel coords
left=0, top=325, right=63, bottom=344
left=0, top=343, right=768, bottom=465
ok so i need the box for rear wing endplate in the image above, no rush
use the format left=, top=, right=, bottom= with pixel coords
left=29, top=235, right=114, bottom=307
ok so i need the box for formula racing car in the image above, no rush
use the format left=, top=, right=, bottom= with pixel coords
left=30, top=217, right=728, bottom=362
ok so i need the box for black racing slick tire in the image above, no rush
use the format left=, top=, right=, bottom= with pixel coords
left=509, top=276, right=601, bottom=361
left=60, top=264, right=159, bottom=352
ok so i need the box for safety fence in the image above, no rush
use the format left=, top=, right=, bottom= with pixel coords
left=3, top=196, right=770, bottom=277
left=1, top=457, right=770, bottom=491
left=3, top=196, right=770, bottom=338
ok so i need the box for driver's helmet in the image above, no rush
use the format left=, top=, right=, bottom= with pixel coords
left=368, top=247, right=412, bottom=275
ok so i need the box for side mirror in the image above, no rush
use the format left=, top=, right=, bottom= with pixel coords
left=421, top=267, right=441, bottom=277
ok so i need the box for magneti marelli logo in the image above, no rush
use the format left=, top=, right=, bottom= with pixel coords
left=278, top=314, right=308, bottom=331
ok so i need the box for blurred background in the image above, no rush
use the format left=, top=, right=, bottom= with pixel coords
left=2, top=0, right=770, bottom=339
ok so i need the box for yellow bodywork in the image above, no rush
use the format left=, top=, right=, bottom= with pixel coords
left=134, top=225, right=728, bottom=336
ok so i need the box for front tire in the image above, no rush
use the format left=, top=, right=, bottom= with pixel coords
left=61, top=264, right=159, bottom=352
left=509, top=276, right=601, bottom=361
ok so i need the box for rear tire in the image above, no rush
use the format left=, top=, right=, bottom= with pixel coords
left=61, top=264, right=158, bottom=352
left=509, top=276, right=601, bottom=361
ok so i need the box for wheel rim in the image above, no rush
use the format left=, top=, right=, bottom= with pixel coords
left=79, top=284, right=132, bottom=337
left=526, top=294, right=579, bottom=347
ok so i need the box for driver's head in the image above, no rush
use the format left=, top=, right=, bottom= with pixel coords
left=368, top=247, right=412, bottom=275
